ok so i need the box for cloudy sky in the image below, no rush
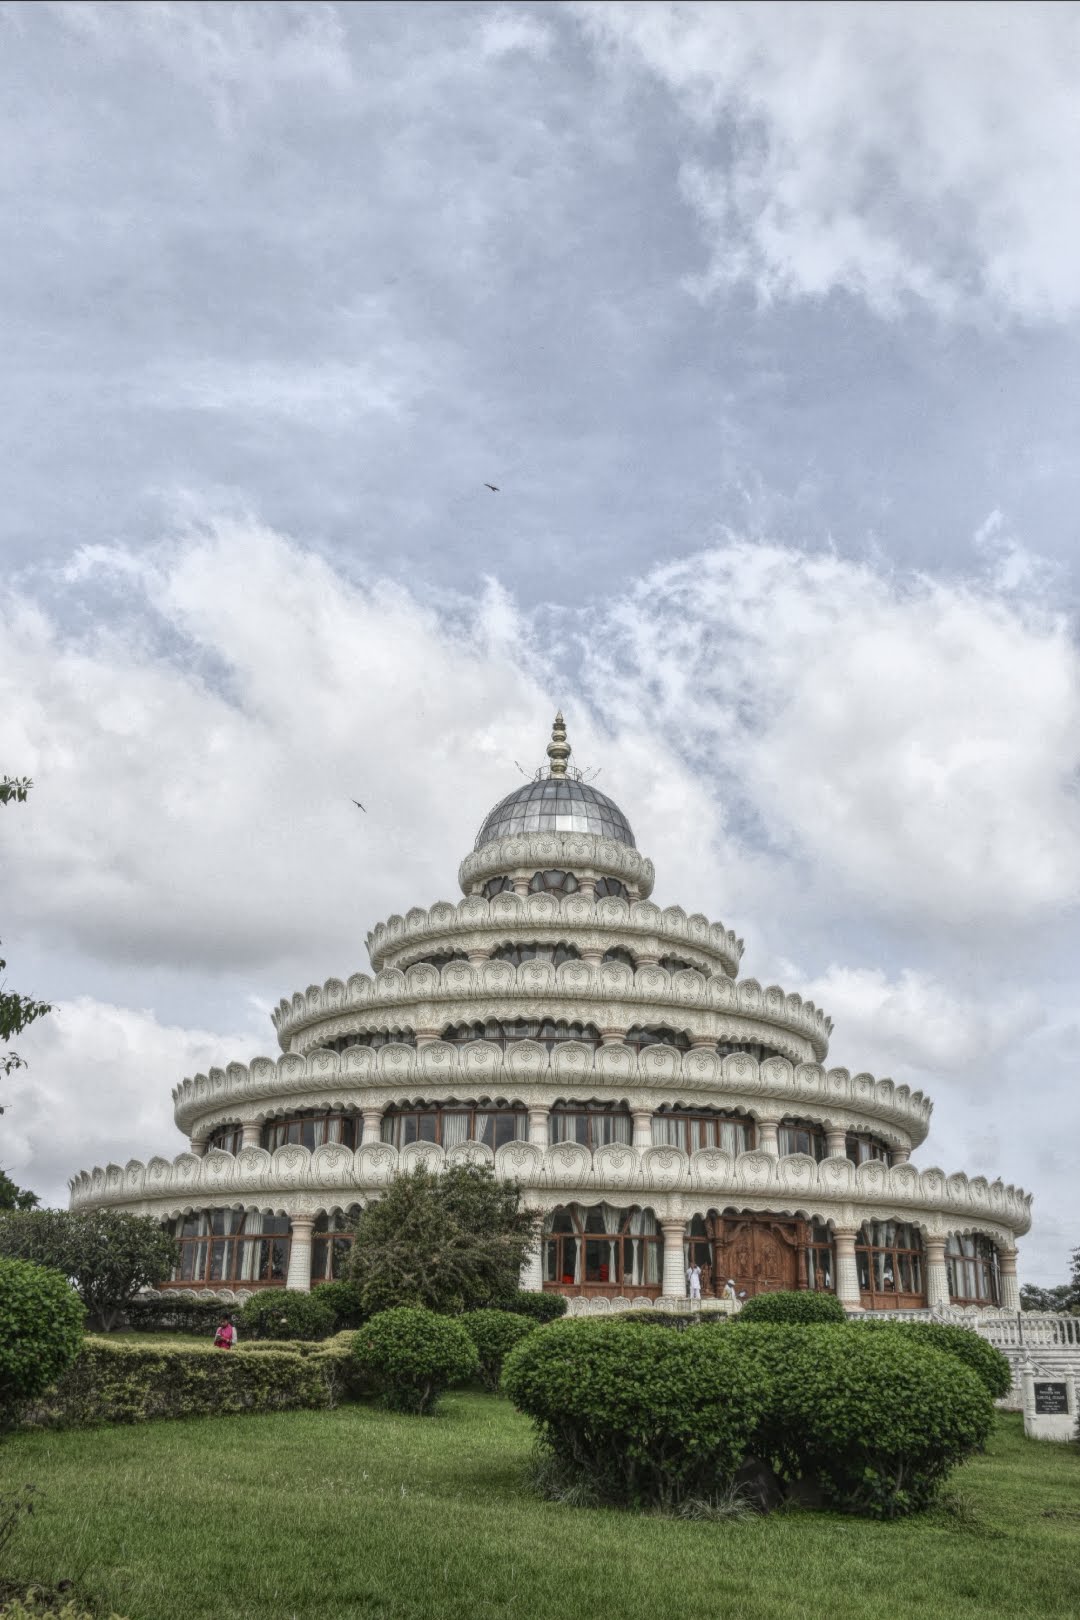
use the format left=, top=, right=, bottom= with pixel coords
left=2, top=1, right=1078, bottom=1287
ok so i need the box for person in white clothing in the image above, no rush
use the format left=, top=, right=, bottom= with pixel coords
left=721, top=1277, right=737, bottom=1302
left=686, top=1263, right=702, bottom=1301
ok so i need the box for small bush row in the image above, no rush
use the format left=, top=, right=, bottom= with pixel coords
left=735, top=1290, right=847, bottom=1324
left=0, top=1259, right=85, bottom=1429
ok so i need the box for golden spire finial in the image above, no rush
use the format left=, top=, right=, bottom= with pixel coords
left=546, top=710, right=571, bottom=777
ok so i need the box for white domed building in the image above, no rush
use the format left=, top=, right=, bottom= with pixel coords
left=70, top=715, right=1031, bottom=1315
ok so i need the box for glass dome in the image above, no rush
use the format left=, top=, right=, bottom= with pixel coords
left=474, top=777, right=636, bottom=850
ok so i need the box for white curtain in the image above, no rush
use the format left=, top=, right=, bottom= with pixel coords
left=471, top=1112, right=491, bottom=1146
left=442, top=1112, right=469, bottom=1148
left=610, top=1114, right=632, bottom=1145
left=240, top=1210, right=264, bottom=1282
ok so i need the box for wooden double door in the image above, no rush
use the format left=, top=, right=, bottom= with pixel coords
left=692, top=1213, right=803, bottom=1298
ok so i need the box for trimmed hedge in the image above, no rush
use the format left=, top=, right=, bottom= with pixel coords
left=735, top=1324, right=994, bottom=1517
left=312, top=1280, right=366, bottom=1331
left=735, top=1290, right=847, bottom=1324
left=0, top=1260, right=85, bottom=1428
left=613, top=1309, right=729, bottom=1331
left=238, top=1289, right=335, bottom=1341
left=499, top=1291, right=568, bottom=1323
left=461, top=1309, right=534, bottom=1391
left=122, top=1295, right=223, bottom=1335
left=352, top=1307, right=479, bottom=1415
left=859, top=1319, right=1012, bottom=1400
left=502, top=1318, right=772, bottom=1509
left=26, top=1334, right=357, bottom=1428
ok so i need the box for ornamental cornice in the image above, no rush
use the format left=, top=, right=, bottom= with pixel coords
left=365, top=891, right=743, bottom=978
left=67, top=1140, right=1032, bottom=1239
left=185, top=1090, right=913, bottom=1154
left=456, top=830, right=657, bottom=901
left=172, top=1046, right=932, bottom=1142
left=271, top=959, right=831, bottom=1059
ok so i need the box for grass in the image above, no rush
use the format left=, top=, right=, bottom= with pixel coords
left=0, top=1400, right=1077, bottom=1620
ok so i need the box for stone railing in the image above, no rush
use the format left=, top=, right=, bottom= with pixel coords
left=859, top=1308, right=1080, bottom=1406
left=171, top=1045, right=932, bottom=1144
left=366, top=890, right=744, bottom=979
left=456, top=830, right=656, bottom=902
left=270, top=960, right=833, bottom=1060
left=69, top=1138, right=1031, bottom=1237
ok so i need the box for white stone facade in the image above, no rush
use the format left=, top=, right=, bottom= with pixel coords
left=68, top=718, right=1033, bottom=1309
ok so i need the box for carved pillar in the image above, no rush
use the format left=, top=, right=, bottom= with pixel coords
left=577, top=877, right=597, bottom=898
left=925, top=1235, right=950, bottom=1308
left=756, top=1117, right=780, bottom=1156
left=528, top=1107, right=550, bottom=1146
left=825, top=1128, right=847, bottom=1159
left=285, top=1215, right=315, bottom=1293
left=661, top=1220, right=687, bottom=1298
left=415, top=1028, right=441, bottom=1046
left=467, top=949, right=489, bottom=965
left=599, top=1028, right=625, bottom=1046
left=636, top=952, right=660, bottom=967
left=834, top=1227, right=862, bottom=1310
left=361, top=1107, right=384, bottom=1144
left=513, top=877, right=530, bottom=897
left=631, top=1110, right=653, bottom=1149
left=189, top=1136, right=208, bottom=1158
left=891, top=1147, right=911, bottom=1166
left=999, top=1247, right=1020, bottom=1311
left=580, top=950, right=603, bottom=966
left=519, top=1245, right=544, bottom=1291
left=241, top=1123, right=262, bottom=1150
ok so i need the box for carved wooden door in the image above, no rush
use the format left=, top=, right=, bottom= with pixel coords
left=712, top=1215, right=800, bottom=1296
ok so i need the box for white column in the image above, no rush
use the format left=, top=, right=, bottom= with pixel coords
left=519, top=1245, right=544, bottom=1291
left=599, top=1027, right=625, bottom=1046
left=361, top=1107, right=384, bottom=1144
left=925, top=1234, right=950, bottom=1308
left=415, top=1027, right=441, bottom=1047
left=631, top=1110, right=653, bottom=1149
left=834, top=1227, right=862, bottom=1311
left=285, top=1215, right=315, bottom=1293
left=661, top=1219, right=687, bottom=1298
left=467, top=949, right=489, bottom=965
left=825, top=1128, right=847, bottom=1158
left=513, top=876, right=530, bottom=897
left=241, top=1123, right=262, bottom=1150
left=891, top=1147, right=911, bottom=1165
left=580, top=950, right=603, bottom=966
left=577, top=877, right=597, bottom=898
left=999, top=1247, right=1020, bottom=1311
left=189, top=1136, right=208, bottom=1158
left=528, top=1107, right=549, bottom=1146
left=756, top=1117, right=779, bottom=1155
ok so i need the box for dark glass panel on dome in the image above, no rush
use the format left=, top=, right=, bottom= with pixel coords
left=594, top=877, right=628, bottom=899
left=483, top=876, right=514, bottom=898
left=602, top=946, right=637, bottom=968
left=491, top=941, right=580, bottom=967
left=474, top=778, right=636, bottom=851
left=528, top=870, right=579, bottom=895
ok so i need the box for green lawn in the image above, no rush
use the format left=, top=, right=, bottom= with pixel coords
left=0, top=1400, right=1077, bottom=1620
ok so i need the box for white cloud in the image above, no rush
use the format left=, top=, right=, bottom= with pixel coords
left=576, top=2, right=1080, bottom=322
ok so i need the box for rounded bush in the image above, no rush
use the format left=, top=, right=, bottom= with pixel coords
left=352, top=1306, right=479, bottom=1414
left=735, top=1290, right=847, bottom=1324
left=0, top=1258, right=85, bottom=1426
left=735, top=1323, right=993, bottom=1517
left=502, top=1318, right=772, bottom=1509
left=860, top=1319, right=1012, bottom=1400
left=502, top=1291, right=567, bottom=1323
left=238, top=1289, right=335, bottom=1342
left=311, top=1280, right=366, bottom=1332
left=462, top=1309, right=534, bottom=1391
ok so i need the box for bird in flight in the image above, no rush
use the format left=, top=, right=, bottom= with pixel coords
left=352, top=799, right=367, bottom=812
left=484, top=483, right=499, bottom=492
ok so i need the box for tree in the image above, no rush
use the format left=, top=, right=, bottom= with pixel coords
left=0, top=1257, right=85, bottom=1428
left=347, top=1164, right=538, bottom=1316
left=1019, top=1247, right=1080, bottom=1314
left=1, top=777, right=52, bottom=1096
left=0, top=1169, right=37, bottom=1212
left=0, top=1209, right=178, bottom=1330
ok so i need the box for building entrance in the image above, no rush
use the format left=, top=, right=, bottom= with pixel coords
left=710, top=1213, right=801, bottom=1297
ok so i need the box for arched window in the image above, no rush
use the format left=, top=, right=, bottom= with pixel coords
left=264, top=1110, right=360, bottom=1152
left=778, top=1117, right=826, bottom=1160
left=625, top=1025, right=691, bottom=1053
left=550, top=1101, right=632, bottom=1149
left=856, top=1221, right=925, bottom=1308
left=381, top=1103, right=528, bottom=1151
left=543, top=1204, right=661, bottom=1291
left=659, top=955, right=695, bottom=974
left=407, top=951, right=469, bottom=970
left=602, top=946, right=636, bottom=968
left=845, top=1132, right=893, bottom=1167
left=483, top=876, right=514, bottom=898
left=170, top=1211, right=291, bottom=1287
left=805, top=1221, right=835, bottom=1292
left=594, top=876, right=627, bottom=899
left=717, top=1041, right=787, bottom=1062
left=332, top=1029, right=417, bottom=1053
left=946, top=1233, right=1000, bottom=1306
left=528, top=869, right=579, bottom=895
left=653, top=1108, right=754, bottom=1154
left=441, top=1018, right=601, bottom=1051
left=312, top=1207, right=362, bottom=1283
left=206, top=1124, right=243, bottom=1155
left=490, top=941, right=581, bottom=967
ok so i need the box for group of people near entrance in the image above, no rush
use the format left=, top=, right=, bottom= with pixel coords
left=686, top=1264, right=745, bottom=1304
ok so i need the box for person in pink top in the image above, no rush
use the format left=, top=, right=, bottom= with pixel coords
left=213, top=1317, right=237, bottom=1349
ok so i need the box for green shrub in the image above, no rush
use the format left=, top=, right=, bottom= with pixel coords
left=613, top=1309, right=729, bottom=1330
left=122, top=1295, right=223, bottom=1334
left=735, top=1323, right=994, bottom=1517
left=312, top=1279, right=366, bottom=1331
left=0, top=1259, right=85, bottom=1428
left=24, top=1334, right=356, bottom=1427
left=238, top=1289, right=335, bottom=1341
left=352, top=1307, right=479, bottom=1415
left=859, top=1319, right=1012, bottom=1400
left=499, top=1291, right=567, bottom=1323
left=502, top=1318, right=772, bottom=1509
left=735, top=1290, right=847, bottom=1324
left=461, top=1309, right=534, bottom=1391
